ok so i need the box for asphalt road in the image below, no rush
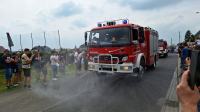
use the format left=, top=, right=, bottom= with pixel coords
left=0, top=53, right=178, bottom=112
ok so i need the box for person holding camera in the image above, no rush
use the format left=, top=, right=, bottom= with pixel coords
left=21, top=48, right=34, bottom=88
left=177, top=70, right=200, bottom=112
left=2, top=49, right=14, bottom=89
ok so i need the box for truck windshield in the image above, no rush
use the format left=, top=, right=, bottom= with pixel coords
left=88, top=27, right=130, bottom=46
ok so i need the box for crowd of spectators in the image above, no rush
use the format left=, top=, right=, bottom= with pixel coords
left=178, top=39, right=200, bottom=70
left=176, top=39, right=200, bottom=112
left=1, top=48, right=87, bottom=89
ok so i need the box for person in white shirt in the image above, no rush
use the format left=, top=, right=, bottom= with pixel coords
left=77, top=51, right=84, bottom=71
left=21, top=48, right=34, bottom=88
left=50, top=51, right=59, bottom=80
left=74, top=51, right=78, bottom=64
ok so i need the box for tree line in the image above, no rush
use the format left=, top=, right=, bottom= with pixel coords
left=184, top=30, right=200, bottom=42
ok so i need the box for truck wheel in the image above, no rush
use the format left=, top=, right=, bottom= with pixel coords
left=164, top=53, right=168, bottom=58
left=137, top=59, right=145, bottom=81
left=151, top=56, right=157, bottom=69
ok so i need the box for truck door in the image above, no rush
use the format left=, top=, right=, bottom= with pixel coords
left=132, top=29, right=140, bottom=58
left=138, top=27, right=146, bottom=57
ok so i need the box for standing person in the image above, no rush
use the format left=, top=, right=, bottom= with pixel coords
left=2, top=49, right=14, bottom=89
left=12, top=52, right=21, bottom=86
left=178, top=43, right=184, bottom=58
left=195, top=39, right=200, bottom=50
left=59, top=53, right=66, bottom=75
left=32, top=50, right=42, bottom=81
left=83, top=51, right=88, bottom=71
left=21, top=48, right=34, bottom=88
left=40, top=54, right=48, bottom=84
left=50, top=51, right=59, bottom=80
left=181, top=43, right=189, bottom=69
left=77, top=51, right=84, bottom=71
left=74, top=50, right=78, bottom=64
left=16, top=52, right=22, bottom=83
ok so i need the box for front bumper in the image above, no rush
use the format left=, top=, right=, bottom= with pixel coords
left=88, top=62, right=136, bottom=74
left=158, top=50, right=168, bottom=55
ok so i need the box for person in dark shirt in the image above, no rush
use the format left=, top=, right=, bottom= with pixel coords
left=178, top=43, right=184, bottom=58
left=32, top=50, right=48, bottom=84
left=2, top=49, right=14, bottom=89
left=32, top=50, right=42, bottom=81
left=181, top=43, right=189, bottom=69
left=12, top=52, right=21, bottom=86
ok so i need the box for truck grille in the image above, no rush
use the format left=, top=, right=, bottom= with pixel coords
left=93, top=54, right=127, bottom=64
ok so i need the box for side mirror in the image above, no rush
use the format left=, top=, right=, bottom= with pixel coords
left=84, top=32, right=88, bottom=41
left=84, top=32, right=88, bottom=46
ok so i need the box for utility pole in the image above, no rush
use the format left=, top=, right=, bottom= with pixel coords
left=58, top=30, right=61, bottom=50
left=171, top=37, right=173, bottom=46
left=20, top=34, right=23, bottom=51
left=30, top=33, right=33, bottom=49
left=179, top=31, right=181, bottom=43
left=44, top=32, right=46, bottom=47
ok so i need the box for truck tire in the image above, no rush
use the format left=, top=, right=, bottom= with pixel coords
left=164, top=53, right=168, bottom=58
left=136, top=58, right=145, bottom=81
left=151, top=56, right=157, bottom=70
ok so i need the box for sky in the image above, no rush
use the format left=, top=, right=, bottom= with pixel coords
left=0, top=0, right=200, bottom=50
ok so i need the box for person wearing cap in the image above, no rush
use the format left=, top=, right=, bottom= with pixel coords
left=2, top=49, right=14, bottom=89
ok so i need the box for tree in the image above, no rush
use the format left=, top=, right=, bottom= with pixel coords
left=189, top=34, right=195, bottom=42
left=185, top=30, right=192, bottom=42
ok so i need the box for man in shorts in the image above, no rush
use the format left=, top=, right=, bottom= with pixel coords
left=2, top=49, right=14, bottom=89
left=21, top=48, right=34, bottom=88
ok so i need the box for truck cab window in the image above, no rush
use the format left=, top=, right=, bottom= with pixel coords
left=89, top=33, right=100, bottom=45
left=139, top=27, right=145, bottom=43
left=132, top=29, right=138, bottom=40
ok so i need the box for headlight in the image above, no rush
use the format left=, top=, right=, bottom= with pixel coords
left=122, top=56, right=128, bottom=61
left=120, top=66, right=132, bottom=71
left=159, top=47, right=164, bottom=50
left=89, top=65, right=95, bottom=69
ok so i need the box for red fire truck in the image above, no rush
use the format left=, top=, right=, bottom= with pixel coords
left=84, top=19, right=159, bottom=80
left=158, top=39, right=168, bottom=57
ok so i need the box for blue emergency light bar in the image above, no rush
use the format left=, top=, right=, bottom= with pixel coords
left=97, top=19, right=129, bottom=27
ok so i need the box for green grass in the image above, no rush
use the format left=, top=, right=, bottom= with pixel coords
left=0, top=69, right=23, bottom=93
left=0, top=64, right=77, bottom=93
left=0, top=69, right=6, bottom=92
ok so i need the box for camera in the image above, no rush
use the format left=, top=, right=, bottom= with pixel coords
left=189, top=50, right=200, bottom=89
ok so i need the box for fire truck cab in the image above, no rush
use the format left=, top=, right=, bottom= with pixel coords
left=158, top=39, right=168, bottom=57
left=84, top=19, right=159, bottom=80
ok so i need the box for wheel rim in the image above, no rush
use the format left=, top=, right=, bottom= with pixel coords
left=153, top=61, right=156, bottom=68
left=138, top=65, right=144, bottom=78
